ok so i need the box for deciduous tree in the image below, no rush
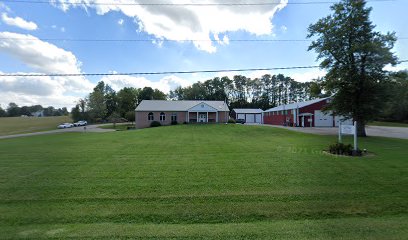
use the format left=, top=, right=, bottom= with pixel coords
left=307, top=0, right=397, bottom=136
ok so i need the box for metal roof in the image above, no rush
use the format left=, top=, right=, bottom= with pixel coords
left=135, top=100, right=229, bottom=112
left=264, top=97, right=330, bottom=112
left=233, top=108, right=263, bottom=114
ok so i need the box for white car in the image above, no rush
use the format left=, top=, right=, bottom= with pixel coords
left=74, top=120, right=87, bottom=127
left=57, top=123, right=74, bottom=129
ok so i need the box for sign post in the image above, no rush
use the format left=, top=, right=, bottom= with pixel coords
left=354, top=121, right=358, bottom=151
left=338, top=122, right=342, bottom=143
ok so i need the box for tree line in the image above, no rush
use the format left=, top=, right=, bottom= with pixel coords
left=170, top=74, right=324, bottom=110
left=71, top=81, right=166, bottom=123
left=0, top=103, right=69, bottom=117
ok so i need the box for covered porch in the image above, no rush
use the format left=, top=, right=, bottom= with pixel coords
left=298, top=113, right=314, bottom=127
left=188, top=111, right=218, bottom=123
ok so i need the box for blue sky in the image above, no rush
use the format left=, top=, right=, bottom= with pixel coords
left=0, top=0, right=407, bottom=108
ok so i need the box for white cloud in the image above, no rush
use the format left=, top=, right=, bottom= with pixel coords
left=1, top=13, right=38, bottom=31
left=101, top=74, right=192, bottom=93
left=60, top=27, right=65, bottom=32
left=290, top=69, right=326, bottom=82
left=384, top=63, right=408, bottom=72
left=52, top=0, right=288, bottom=53
left=118, top=18, right=124, bottom=25
left=280, top=25, right=287, bottom=33
left=0, top=31, right=94, bottom=108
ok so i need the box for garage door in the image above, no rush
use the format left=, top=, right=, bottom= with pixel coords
left=245, top=114, right=255, bottom=123
left=237, top=113, right=245, bottom=120
left=255, top=114, right=262, bottom=123
left=314, top=110, right=333, bottom=127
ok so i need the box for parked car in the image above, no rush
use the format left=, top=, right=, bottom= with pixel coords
left=57, top=123, right=74, bottom=129
left=78, top=120, right=87, bottom=126
left=236, top=119, right=246, bottom=124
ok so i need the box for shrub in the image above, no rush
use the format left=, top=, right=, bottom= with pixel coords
left=171, top=120, right=178, bottom=125
left=328, top=143, right=353, bottom=155
left=228, top=119, right=236, bottom=124
left=183, top=121, right=188, bottom=124
left=150, top=121, right=161, bottom=127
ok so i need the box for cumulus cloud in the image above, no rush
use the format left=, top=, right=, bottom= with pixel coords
left=0, top=31, right=95, bottom=108
left=118, top=18, right=124, bottom=25
left=1, top=13, right=38, bottom=31
left=51, top=0, right=288, bottom=52
left=0, top=31, right=93, bottom=92
left=101, top=74, right=192, bottom=93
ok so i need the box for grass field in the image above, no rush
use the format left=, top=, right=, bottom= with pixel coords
left=368, top=121, right=408, bottom=128
left=0, top=116, right=72, bottom=136
left=0, top=124, right=407, bottom=239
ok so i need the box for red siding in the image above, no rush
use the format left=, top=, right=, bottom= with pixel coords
left=264, top=99, right=329, bottom=127
left=263, top=111, right=294, bottom=126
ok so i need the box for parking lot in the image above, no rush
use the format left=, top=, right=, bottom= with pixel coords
left=256, top=124, right=408, bottom=139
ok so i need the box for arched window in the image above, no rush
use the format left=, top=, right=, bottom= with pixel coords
left=148, top=112, right=154, bottom=121
left=160, top=112, right=165, bottom=121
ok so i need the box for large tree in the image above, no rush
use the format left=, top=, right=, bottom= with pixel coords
left=307, top=0, right=397, bottom=136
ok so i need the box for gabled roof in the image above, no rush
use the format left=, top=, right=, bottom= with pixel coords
left=135, top=100, right=229, bottom=112
left=233, top=108, right=263, bottom=114
left=264, top=97, right=330, bottom=112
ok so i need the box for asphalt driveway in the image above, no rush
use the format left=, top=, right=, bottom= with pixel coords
left=0, top=124, right=116, bottom=140
left=253, top=124, right=408, bottom=139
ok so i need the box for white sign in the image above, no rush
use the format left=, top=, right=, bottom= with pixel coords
left=341, top=125, right=355, bottom=135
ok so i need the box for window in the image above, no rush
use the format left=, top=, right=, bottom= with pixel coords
left=148, top=112, right=154, bottom=121
left=160, top=112, right=166, bottom=121
left=171, top=113, right=177, bottom=122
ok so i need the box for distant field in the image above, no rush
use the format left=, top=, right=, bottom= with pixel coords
left=0, top=125, right=407, bottom=239
left=0, top=116, right=72, bottom=136
left=368, top=121, right=408, bottom=128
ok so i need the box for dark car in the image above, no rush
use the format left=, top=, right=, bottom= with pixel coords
left=236, top=119, right=246, bottom=124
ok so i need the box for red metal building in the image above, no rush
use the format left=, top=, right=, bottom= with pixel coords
left=263, top=97, right=351, bottom=127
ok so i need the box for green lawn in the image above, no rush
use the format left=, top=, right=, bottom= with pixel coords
left=368, top=121, right=408, bottom=128
left=0, top=116, right=72, bottom=136
left=0, top=124, right=407, bottom=239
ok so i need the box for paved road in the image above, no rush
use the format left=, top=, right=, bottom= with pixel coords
left=0, top=124, right=116, bottom=140
left=250, top=124, right=408, bottom=139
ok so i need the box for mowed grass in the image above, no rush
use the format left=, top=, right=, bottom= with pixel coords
left=0, top=116, right=72, bottom=136
left=0, top=124, right=407, bottom=239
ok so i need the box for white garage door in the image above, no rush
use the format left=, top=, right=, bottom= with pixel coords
left=237, top=113, right=245, bottom=120
left=255, top=114, right=262, bottom=123
left=245, top=114, right=255, bottom=123
left=314, top=110, right=333, bottom=127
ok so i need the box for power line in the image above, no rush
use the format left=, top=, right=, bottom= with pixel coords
left=0, top=66, right=321, bottom=77
left=1, top=0, right=397, bottom=6
left=1, top=61, right=406, bottom=77
left=0, top=37, right=313, bottom=43
left=0, top=37, right=407, bottom=43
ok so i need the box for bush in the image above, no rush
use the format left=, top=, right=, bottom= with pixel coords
left=150, top=121, right=161, bottom=127
left=328, top=143, right=354, bottom=155
left=228, top=119, right=236, bottom=124
left=171, top=120, right=178, bottom=125
left=183, top=121, right=188, bottom=124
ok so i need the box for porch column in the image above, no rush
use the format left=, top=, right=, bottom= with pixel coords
left=196, top=112, right=198, bottom=122
left=216, top=111, right=218, bottom=123
left=206, top=112, right=208, bottom=123
left=187, top=111, right=189, bottom=123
